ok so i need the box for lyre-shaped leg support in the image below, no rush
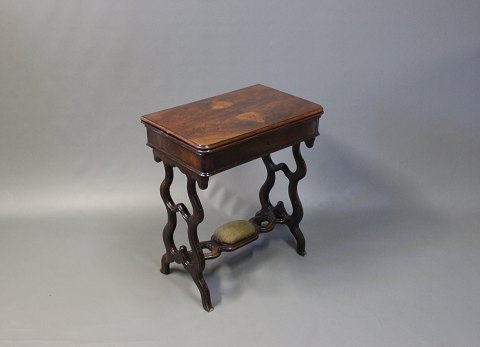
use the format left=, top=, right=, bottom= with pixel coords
left=255, top=139, right=315, bottom=256
left=158, top=161, right=213, bottom=312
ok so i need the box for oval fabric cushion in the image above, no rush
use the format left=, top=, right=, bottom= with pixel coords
left=213, top=220, right=256, bottom=244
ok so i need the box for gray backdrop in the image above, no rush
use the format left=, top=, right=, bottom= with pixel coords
left=1, top=0, right=479, bottom=346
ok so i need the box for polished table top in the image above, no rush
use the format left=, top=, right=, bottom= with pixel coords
left=141, top=84, right=323, bottom=179
left=141, top=84, right=323, bottom=150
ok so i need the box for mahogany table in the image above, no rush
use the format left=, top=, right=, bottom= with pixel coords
left=141, top=84, right=324, bottom=311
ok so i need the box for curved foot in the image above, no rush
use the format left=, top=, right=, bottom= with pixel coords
left=204, top=303, right=214, bottom=312
left=288, top=224, right=306, bottom=257
left=160, top=253, right=171, bottom=274
left=192, top=274, right=214, bottom=312
left=297, top=249, right=307, bottom=256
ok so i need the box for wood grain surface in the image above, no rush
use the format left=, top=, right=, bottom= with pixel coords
left=141, top=84, right=323, bottom=150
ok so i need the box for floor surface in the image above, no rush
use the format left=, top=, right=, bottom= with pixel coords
left=1, top=202, right=479, bottom=346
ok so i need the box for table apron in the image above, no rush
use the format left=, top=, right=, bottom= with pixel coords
left=145, top=116, right=319, bottom=178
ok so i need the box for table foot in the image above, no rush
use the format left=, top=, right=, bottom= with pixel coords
left=288, top=224, right=306, bottom=256
left=190, top=271, right=214, bottom=312
left=160, top=253, right=171, bottom=274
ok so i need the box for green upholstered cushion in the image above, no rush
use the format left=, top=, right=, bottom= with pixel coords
left=213, top=220, right=256, bottom=244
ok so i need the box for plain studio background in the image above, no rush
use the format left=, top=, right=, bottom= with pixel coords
left=1, top=0, right=479, bottom=346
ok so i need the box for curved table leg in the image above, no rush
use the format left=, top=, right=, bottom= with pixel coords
left=159, top=162, right=176, bottom=274
left=256, top=140, right=314, bottom=255
left=287, top=143, right=307, bottom=256
left=157, top=159, right=213, bottom=311
left=184, top=177, right=213, bottom=312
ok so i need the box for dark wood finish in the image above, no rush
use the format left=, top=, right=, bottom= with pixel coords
left=142, top=84, right=323, bottom=179
left=158, top=161, right=213, bottom=311
left=251, top=140, right=315, bottom=256
left=141, top=84, right=323, bottom=311
left=141, top=84, right=322, bottom=150
left=146, top=116, right=318, bottom=178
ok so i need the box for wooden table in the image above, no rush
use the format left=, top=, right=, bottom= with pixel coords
left=141, top=84, right=324, bottom=311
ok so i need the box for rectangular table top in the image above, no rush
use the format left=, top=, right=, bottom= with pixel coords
left=141, top=84, right=323, bottom=151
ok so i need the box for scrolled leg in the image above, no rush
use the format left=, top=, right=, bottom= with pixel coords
left=160, top=163, right=176, bottom=274
left=157, top=160, right=213, bottom=311
left=256, top=141, right=313, bottom=255
left=185, top=177, right=213, bottom=311
left=287, top=143, right=307, bottom=256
